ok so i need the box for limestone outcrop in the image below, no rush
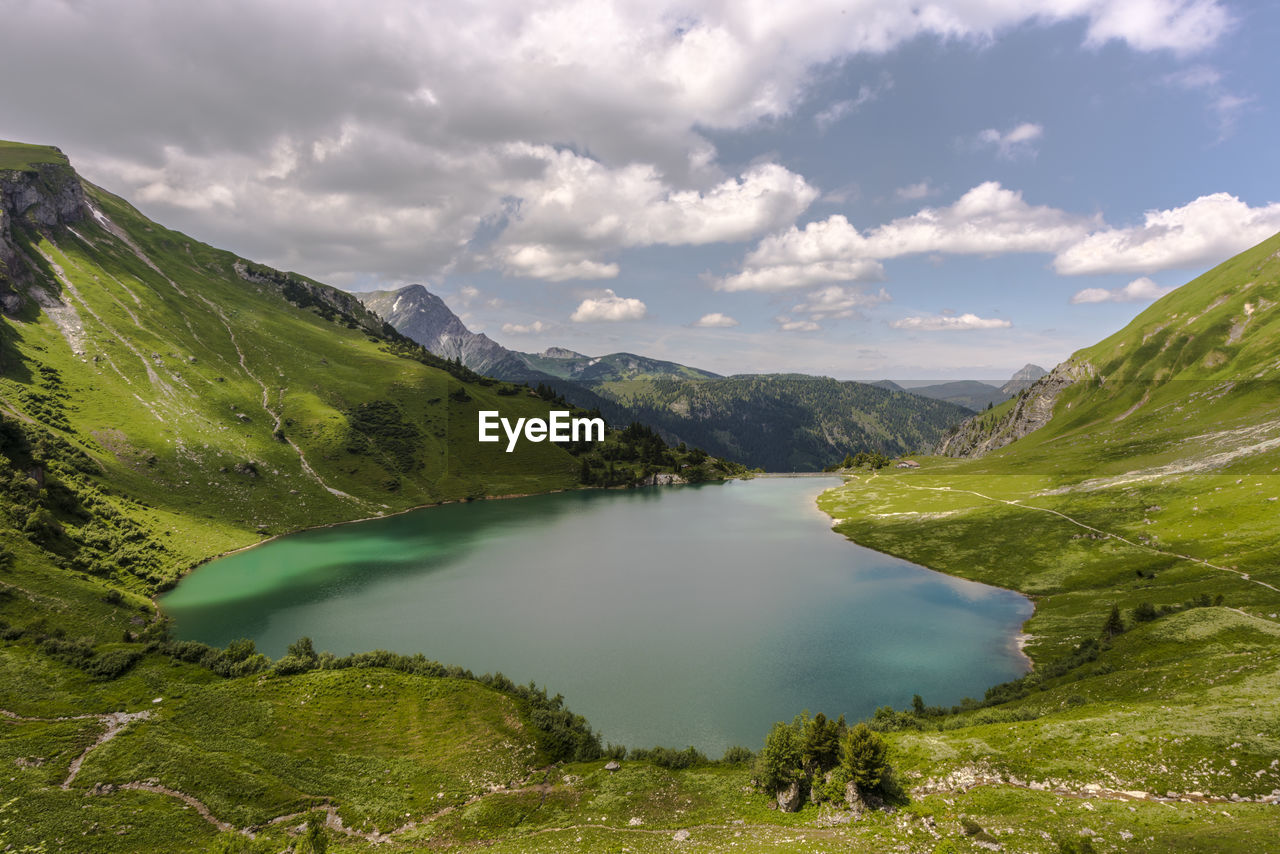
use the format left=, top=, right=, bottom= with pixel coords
left=936, top=359, right=1095, bottom=457
left=1, top=153, right=88, bottom=314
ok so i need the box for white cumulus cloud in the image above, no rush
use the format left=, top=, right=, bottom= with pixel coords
left=791, top=286, right=892, bottom=320
left=1053, top=193, right=1280, bottom=275
left=1070, top=276, right=1176, bottom=304
left=776, top=316, right=822, bottom=332
left=570, top=289, right=647, bottom=322
left=0, top=0, right=1233, bottom=286
left=1081, top=0, right=1234, bottom=55
left=716, top=182, right=1093, bottom=291
left=692, top=312, right=740, bottom=328
left=496, top=244, right=621, bottom=282
left=890, top=313, right=1012, bottom=330
left=501, top=320, right=549, bottom=334
left=489, top=147, right=818, bottom=280
left=976, top=122, right=1044, bottom=159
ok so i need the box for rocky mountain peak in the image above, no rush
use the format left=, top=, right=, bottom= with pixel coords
left=1001, top=363, right=1049, bottom=396
left=541, top=346, right=586, bottom=359
left=359, top=284, right=513, bottom=375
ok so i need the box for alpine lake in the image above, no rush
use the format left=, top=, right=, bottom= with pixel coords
left=160, top=477, right=1033, bottom=756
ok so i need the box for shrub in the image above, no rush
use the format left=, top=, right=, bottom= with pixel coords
left=756, top=720, right=803, bottom=791
left=802, top=712, right=843, bottom=771
left=628, top=745, right=708, bottom=769
left=1132, top=601, right=1158, bottom=622
left=1101, top=603, right=1125, bottom=639
left=840, top=724, right=888, bottom=793
left=85, top=648, right=142, bottom=680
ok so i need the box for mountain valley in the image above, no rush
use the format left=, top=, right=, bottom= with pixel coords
left=2, top=139, right=1279, bottom=852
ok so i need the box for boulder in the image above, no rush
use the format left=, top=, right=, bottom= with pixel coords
left=776, top=780, right=803, bottom=812
left=844, top=781, right=865, bottom=818
left=604, top=760, right=621, bottom=772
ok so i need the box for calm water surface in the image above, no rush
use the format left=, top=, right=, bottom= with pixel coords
left=161, top=478, right=1032, bottom=754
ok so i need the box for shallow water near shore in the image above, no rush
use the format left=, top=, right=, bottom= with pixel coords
left=161, top=477, right=1032, bottom=755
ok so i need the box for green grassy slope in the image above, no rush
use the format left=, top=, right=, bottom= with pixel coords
left=802, top=232, right=1280, bottom=849
left=0, top=141, right=71, bottom=171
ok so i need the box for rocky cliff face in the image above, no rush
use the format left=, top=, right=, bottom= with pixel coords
left=937, top=360, right=1094, bottom=457
left=360, top=284, right=515, bottom=375
left=1, top=156, right=88, bottom=314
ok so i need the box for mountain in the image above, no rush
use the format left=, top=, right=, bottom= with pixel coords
left=364, top=286, right=969, bottom=468
left=360, top=284, right=720, bottom=389
left=937, top=232, right=1279, bottom=460
left=588, top=373, right=972, bottom=470
left=6, top=138, right=1276, bottom=848
left=0, top=137, right=735, bottom=622
left=897, top=379, right=1007, bottom=411
left=1, top=140, right=760, bottom=848
left=358, top=284, right=535, bottom=378
left=516, top=349, right=722, bottom=383
left=881, top=366, right=1048, bottom=412
left=539, top=346, right=586, bottom=359
left=999, top=362, right=1048, bottom=396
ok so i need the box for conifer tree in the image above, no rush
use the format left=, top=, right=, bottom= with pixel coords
left=840, top=723, right=888, bottom=792
left=1102, top=602, right=1125, bottom=639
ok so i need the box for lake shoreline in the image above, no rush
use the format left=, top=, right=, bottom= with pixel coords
left=814, top=481, right=1039, bottom=674
left=153, top=476, right=755, bottom=610
left=162, top=477, right=1036, bottom=752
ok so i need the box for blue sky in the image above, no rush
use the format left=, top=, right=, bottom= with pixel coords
left=3, top=1, right=1278, bottom=379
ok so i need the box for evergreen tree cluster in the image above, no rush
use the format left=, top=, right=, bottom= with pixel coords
left=825, top=451, right=891, bottom=471
left=754, top=712, right=890, bottom=808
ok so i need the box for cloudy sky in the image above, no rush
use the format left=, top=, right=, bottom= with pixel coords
left=4, top=0, right=1279, bottom=379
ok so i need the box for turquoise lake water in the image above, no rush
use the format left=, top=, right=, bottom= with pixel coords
left=160, top=477, right=1032, bottom=755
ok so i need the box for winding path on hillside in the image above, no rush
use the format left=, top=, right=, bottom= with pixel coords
left=0, top=707, right=152, bottom=788
left=882, top=477, right=1280, bottom=595
left=195, top=293, right=363, bottom=504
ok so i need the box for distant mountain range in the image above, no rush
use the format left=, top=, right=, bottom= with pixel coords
left=871, top=364, right=1048, bottom=411
left=359, top=284, right=991, bottom=469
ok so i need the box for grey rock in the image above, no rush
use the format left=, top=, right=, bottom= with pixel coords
left=844, top=780, right=866, bottom=818
left=776, top=780, right=803, bottom=812
left=2, top=158, right=89, bottom=314
left=360, top=284, right=515, bottom=376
